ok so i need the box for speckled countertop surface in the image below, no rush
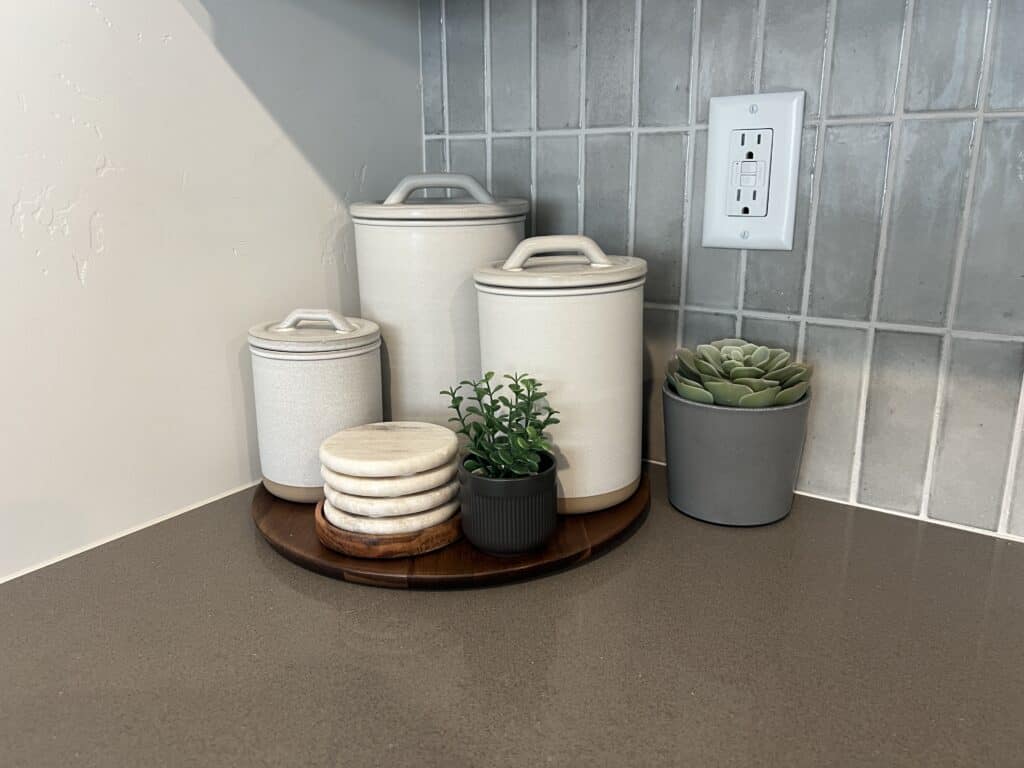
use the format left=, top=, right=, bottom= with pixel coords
left=3, top=466, right=1023, bottom=767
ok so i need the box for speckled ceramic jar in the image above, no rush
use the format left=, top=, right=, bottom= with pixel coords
left=249, top=309, right=382, bottom=503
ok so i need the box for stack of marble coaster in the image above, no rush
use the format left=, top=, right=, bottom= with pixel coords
left=315, top=421, right=462, bottom=558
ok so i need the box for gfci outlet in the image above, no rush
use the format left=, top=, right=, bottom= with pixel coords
left=702, top=91, right=804, bottom=250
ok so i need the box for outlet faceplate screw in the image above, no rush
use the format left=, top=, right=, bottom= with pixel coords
left=749, top=104, right=758, bottom=114
left=740, top=230, right=750, bottom=239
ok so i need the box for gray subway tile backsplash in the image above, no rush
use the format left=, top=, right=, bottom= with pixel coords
left=827, top=0, right=905, bottom=116
left=423, top=0, right=1024, bottom=540
left=859, top=332, right=942, bottom=514
left=537, top=0, right=582, bottom=129
left=809, top=124, right=890, bottom=321
left=634, top=132, right=686, bottom=304
left=929, top=339, right=1024, bottom=530
left=905, top=0, right=987, bottom=112
left=585, top=0, right=635, bottom=128
left=444, top=0, right=485, bottom=133
left=638, top=0, right=694, bottom=127
left=583, top=133, right=630, bottom=255
left=490, top=0, right=532, bottom=132
left=422, top=140, right=447, bottom=197
left=955, top=119, right=1024, bottom=336
left=878, top=119, right=974, bottom=327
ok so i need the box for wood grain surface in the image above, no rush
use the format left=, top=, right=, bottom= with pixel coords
left=314, top=500, right=462, bottom=559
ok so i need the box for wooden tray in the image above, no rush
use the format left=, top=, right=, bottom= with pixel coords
left=252, top=471, right=650, bottom=589
left=314, top=500, right=462, bottom=559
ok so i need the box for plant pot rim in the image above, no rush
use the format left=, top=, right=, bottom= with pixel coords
left=661, top=379, right=812, bottom=413
left=459, top=451, right=556, bottom=482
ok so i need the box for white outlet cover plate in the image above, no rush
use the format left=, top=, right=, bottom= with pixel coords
left=702, top=91, right=804, bottom=250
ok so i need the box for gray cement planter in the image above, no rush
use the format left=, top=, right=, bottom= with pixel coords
left=662, top=381, right=810, bottom=526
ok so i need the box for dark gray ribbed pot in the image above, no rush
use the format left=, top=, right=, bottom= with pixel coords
left=662, top=381, right=810, bottom=526
left=459, top=453, right=557, bottom=555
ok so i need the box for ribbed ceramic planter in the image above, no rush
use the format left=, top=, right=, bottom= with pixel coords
left=459, top=453, right=557, bottom=555
left=662, top=382, right=810, bottom=526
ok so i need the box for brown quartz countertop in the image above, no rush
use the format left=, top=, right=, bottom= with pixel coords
left=3, top=466, right=1024, bottom=767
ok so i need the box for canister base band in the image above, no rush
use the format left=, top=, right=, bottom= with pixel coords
left=558, top=477, right=641, bottom=515
left=263, top=478, right=324, bottom=504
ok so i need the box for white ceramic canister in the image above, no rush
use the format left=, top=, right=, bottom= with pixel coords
left=350, top=173, right=528, bottom=426
left=474, top=236, right=647, bottom=514
left=248, top=309, right=382, bottom=503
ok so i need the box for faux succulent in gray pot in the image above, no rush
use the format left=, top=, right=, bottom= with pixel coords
left=662, top=338, right=812, bottom=526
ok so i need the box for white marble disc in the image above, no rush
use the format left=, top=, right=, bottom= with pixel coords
left=319, top=422, right=458, bottom=478
left=322, top=497, right=460, bottom=535
left=320, top=458, right=459, bottom=498
left=323, top=479, right=460, bottom=518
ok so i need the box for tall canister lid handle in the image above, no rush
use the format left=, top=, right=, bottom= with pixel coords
left=500, top=235, right=614, bottom=272
left=383, top=173, right=496, bottom=205
left=274, top=309, right=358, bottom=333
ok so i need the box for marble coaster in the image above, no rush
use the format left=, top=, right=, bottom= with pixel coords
left=321, top=458, right=459, bottom=498
left=322, top=497, right=460, bottom=535
left=319, top=422, right=458, bottom=478
left=323, top=479, right=460, bottom=518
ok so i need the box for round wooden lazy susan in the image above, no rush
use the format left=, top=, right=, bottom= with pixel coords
left=252, top=471, right=650, bottom=589
left=315, top=500, right=462, bottom=559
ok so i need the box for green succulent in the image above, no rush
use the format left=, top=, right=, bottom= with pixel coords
left=666, top=337, right=811, bottom=408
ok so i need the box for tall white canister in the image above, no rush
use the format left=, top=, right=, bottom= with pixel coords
left=475, top=236, right=647, bottom=514
left=350, top=173, right=527, bottom=426
left=248, top=309, right=382, bottom=503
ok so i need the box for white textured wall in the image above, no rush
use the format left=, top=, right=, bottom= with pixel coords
left=0, top=0, right=422, bottom=580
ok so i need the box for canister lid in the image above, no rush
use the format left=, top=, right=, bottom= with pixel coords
left=473, top=235, right=647, bottom=289
left=349, top=173, right=528, bottom=221
left=248, top=309, right=380, bottom=353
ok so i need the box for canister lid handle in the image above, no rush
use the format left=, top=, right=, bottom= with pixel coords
left=274, top=309, right=357, bottom=333
left=383, top=173, right=496, bottom=205
left=501, top=235, right=614, bottom=272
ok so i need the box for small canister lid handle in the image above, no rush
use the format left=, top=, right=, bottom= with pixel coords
left=383, top=173, right=496, bottom=205
left=274, top=309, right=357, bottom=334
left=501, top=235, right=614, bottom=272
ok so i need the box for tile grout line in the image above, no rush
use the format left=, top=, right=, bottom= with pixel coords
left=1000, top=372, right=1024, bottom=534
left=848, top=0, right=917, bottom=505
left=577, top=0, right=588, bottom=234
left=920, top=0, right=1000, bottom=521
left=625, top=0, right=643, bottom=260
left=529, top=0, right=537, bottom=236
left=440, top=0, right=451, bottom=177
left=796, top=0, right=838, bottom=361
left=483, top=0, right=493, bottom=189
left=676, top=0, right=702, bottom=347
left=418, top=1, right=427, bottom=174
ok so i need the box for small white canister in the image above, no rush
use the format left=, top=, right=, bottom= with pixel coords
left=475, top=236, right=647, bottom=514
left=248, top=309, right=382, bottom=503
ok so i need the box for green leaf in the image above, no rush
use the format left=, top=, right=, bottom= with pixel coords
left=676, top=348, right=702, bottom=380
left=464, top=458, right=481, bottom=472
left=698, top=372, right=724, bottom=386
left=710, top=338, right=746, bottom=349
left=775, top=381, right=809, bottom=405
left=749, top=346, right=771, bottom=367
left=740, top=343, right=757, bottom=355
left=722, top=359, right=742, bottom=373
left=697, top=344, right=723, bottom=369
left=783, top=368, right=811, bottom=387
left=672, top=378, right=714, bottom=404
left=737, top=387, right=781, bottom=408
left=764, top=363, right=804, bottom=382
left=695, top=359, right=722, bottom=378
left=765, top=351, right=791, bottom=372
left=705, top=380, right=754, bottom=406
left=729, top=366, right=765, bottom=380
left=734, top=377, right=775, bottom=392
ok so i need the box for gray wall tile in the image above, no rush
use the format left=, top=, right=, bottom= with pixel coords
left=686, top=131, right=740, bottom=308
left=445, top=0, right=485, bottom=132
left=956, top=119, right=1024, bottom=335
left=879, top=120, right=973, bottom=327
left=681, top=310, right=735, bottom=349
left=905, top=0, right=987, bottom=112
left=537, top=0, right=582, bottom=129
left=643, top=308, right=679, bottom=462
left=809, top=124, right=890, bottom=320
left=490, top=0, right=532, bottom=131
left=930, top=339, right=1024, bottom=530
left=828, top=0, right=905, bottom=116
left=448, top=139, right=486, bottom=184
left=744, top=127, right=817, bottom=314
left=738, top=317, right=799, bottom=351
left=798, top=324, right=868, bottom=498
left=635, top=132, right=686, bottom=304
left=535, top=136, right=579, bottom=235
left=583, top=134, right=630, bottom=254
left=421, top=140, right=448, bottom=198
left=989, top=0, right=1024, bottom=110
left=420, top=0, right=445, bottom=134
left=638, top=0, right=694, bottom=127
left=1012, top=436, right=1024, bottom=537
left=585, top=0, right=635, bottom=128
left=859, top=332, right=942, bottom=513
left=760, top=0, right=827, bottom=116
left=696, top=0, right=757, bottom=122
left=491, top=137, right=532, bottom=231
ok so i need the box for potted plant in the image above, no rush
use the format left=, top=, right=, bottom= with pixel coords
left=662, top=338, right=812, bottom=526
left=442, top=371, right=560, bottom=555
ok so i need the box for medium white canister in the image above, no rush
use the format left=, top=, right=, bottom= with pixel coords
left=248, top=309, right=382, bottom=503
left=350, top=173, right=528, bottom=426
left=475, top=236, right=647, bottom=514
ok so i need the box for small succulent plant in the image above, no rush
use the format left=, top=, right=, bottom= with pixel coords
left=666, top=338, right=811, bottom=408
